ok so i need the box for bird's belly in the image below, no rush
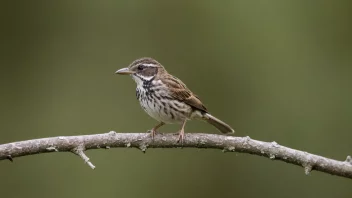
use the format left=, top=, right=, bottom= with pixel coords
left=139, top=97, right=191, bottom=124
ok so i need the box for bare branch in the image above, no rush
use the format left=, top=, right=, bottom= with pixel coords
left=0, top=131, right=351, bottom=179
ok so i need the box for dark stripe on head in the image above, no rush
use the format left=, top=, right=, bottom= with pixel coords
left=129, top=57, right=162, bottom=68
left=140, top=67, right=158, bottom=77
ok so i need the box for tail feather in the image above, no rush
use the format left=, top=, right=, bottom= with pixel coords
left=203, top=113, right=235, bottom=134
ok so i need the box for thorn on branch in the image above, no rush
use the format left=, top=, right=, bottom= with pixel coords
left=7, top=155, right=13, bottom=162
left=72, top=146, right=96, bottom=169
left=304, top=165, right=313, bottom=175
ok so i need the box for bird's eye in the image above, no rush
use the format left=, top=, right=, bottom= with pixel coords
left=137, top=65, right=143, bottom=70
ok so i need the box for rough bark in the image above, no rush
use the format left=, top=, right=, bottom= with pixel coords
left=0, top=132, right=351, bottom=179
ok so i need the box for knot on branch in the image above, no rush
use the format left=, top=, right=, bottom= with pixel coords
left=222, top=146, right=236, bottom=153
left=46, top=146, right=58, bottom=152
left=304, top=164, right=313, bottom=175
left=138, top=144, right=148, bottom=153
left=346, top=156, right=352, bottom=165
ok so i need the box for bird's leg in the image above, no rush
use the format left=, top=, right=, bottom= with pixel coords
left=177, top=120, right=187, bottom=144
left=149, top=122, right=165, bottom=139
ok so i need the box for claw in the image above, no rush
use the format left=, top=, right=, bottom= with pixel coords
left=149, top=129, right=156, bottom=139
left=177, top=130, right=185, bottom=144
left=177, top=120, right=187, bottom=144
left=149, top=122, right=165, bottom=140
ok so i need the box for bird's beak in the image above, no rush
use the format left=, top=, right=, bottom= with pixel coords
left=115, top=67, right=135, bottom=75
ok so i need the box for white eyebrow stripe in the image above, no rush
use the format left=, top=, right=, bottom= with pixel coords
left=142, top=64, right=158, bottom=67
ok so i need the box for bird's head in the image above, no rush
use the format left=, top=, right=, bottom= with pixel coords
left=115, top=57, right=165, bottom=85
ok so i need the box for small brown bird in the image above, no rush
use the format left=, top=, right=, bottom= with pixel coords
left=116, top=57, right=234, bottom=143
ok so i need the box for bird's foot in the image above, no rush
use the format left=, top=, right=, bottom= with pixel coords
left=177, top=129, right=185, bottom=144
left=148, top=122, right=165, bottom=141
left=147, top=129, right=157, bottom=140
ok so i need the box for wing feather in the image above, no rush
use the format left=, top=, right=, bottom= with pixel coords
left=161, top=75, right=208, bottom=112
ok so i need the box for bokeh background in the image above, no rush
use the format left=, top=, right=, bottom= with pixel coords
left=1, top=1, right=351, bottom=198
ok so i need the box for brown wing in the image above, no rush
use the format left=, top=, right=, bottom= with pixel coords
left=161, top=75, right=208, bottom=112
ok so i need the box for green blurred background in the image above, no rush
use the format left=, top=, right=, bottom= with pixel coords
left=1, top=1, right=351, bottom=198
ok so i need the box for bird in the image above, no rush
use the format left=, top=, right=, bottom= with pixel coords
left=115, top=57, right=234, bottom=143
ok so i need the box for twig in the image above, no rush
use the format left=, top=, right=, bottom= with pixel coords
left=0, top=131, right=351, bottom=179
left=72, top=145, right=96, bottom=169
